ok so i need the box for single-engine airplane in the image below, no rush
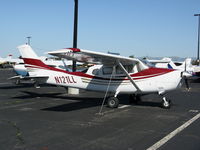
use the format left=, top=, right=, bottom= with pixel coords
left=17, top=44, right=184, bottom=109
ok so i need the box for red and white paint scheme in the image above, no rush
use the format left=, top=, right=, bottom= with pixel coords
left=18, top=44, right=183, bottom=109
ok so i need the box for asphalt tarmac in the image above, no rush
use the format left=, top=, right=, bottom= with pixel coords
left=0, top=69, right=200, bottom=150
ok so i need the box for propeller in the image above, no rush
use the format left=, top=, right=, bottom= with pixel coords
left=184, top=59, right=187, bottom=72
left=183, top=74, right=190, bottom=90
left=181, top=59, right=190, bottom=91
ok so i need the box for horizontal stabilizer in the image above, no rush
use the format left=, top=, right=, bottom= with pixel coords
left=8, top=75, right=49, bottom=80
left=8, top=75, right=49, bottom=85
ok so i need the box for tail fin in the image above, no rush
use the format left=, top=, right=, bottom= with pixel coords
left=7, top=54, right=13, bottom=59
left=161, top=57, right=176, bottom=69
left=180, top=58, right=192, bottom=71
left=17, top=44, right=49, bottom=70
left=184, top=58, right=192, bottom=68
left=18, top=44, right=39, bottom=60
left=168, top=60, right=176, bottom=69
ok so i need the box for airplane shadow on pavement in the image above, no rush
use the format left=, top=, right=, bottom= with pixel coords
left=0, top=84, right=33, bottom=89
left=12, top=91, right=163, bottom=112
left=12, top=91, right=104, bottom=112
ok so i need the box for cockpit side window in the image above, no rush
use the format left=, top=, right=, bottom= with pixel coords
left=126, top=65, right=134, bottom=73
left=116, top=65, right=134, bottom=74
left=116, top=66, right=124, bottom=74
left=102, top=67, right=113, bottom=75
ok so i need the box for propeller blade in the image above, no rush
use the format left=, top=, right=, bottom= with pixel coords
left=185, top=60, right=187, bottom=72
left=184, top=77, right=190, bottom=90
left=181, top=71, right=190, bottom=91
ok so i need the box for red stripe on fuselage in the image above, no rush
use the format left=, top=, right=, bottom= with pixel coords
left=23, top=58, right=175, bottom=81
left=23, top=58, right=94, bottom=78
left=131, top=68, right=173, bottom=77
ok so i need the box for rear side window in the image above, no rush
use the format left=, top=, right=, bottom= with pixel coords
left=92, top=69, right=99, bottom=75
left=103, top=67, right=113, bottom=75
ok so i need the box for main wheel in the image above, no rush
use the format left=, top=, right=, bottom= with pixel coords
left=161, top=98, right=171, bottom=109
left=107, top=97, right=119, bottom=108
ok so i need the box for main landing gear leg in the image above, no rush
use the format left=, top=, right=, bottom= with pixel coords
left=107, top=91, right=119, bottom=108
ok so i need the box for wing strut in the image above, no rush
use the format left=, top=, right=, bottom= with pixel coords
left=117, top=61, right=141, bottom=92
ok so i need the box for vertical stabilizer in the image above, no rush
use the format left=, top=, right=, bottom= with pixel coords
left=17, top=44, right=48, bottom=69
left=168, top=60, right=177, bottom=69
left=184, top=58, right=192, bottom=68
left=18, top=44, right=39, bottom=59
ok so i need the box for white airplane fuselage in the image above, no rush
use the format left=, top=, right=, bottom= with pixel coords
left=26, top=60, right=182, bottom=95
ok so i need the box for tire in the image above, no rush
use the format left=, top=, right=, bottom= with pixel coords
left=162, top=99, right=171, bottom=109
left=107, top=97, right=119, bottom=108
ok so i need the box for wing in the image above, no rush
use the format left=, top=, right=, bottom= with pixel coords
left=48, top=48, right=149, bottom=92
left=147, top=60, right=171, bottom=64
left=48, top=48, right=148, bottom=69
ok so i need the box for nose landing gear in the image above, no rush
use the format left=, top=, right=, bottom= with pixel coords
left=161, top=97, right=171, bottom=109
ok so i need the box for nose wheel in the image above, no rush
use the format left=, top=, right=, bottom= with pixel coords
left=161, top=97, right=171, bottom=109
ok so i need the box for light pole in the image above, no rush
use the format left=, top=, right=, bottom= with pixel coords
left=26, top=36, right=31, bottom=45
left=72, top=0, right=78, bottom=72
left=194, top=14, right=200, bottom=65
left=68, top=0, right=79, bottom=95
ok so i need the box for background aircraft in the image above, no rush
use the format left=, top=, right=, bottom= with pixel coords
left=145, top=57, right=200, bottom=77
left=0, top=55, right=23, bottom=68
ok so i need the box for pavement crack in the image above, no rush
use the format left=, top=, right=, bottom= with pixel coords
left=3, top=120, right=26, bottom=148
